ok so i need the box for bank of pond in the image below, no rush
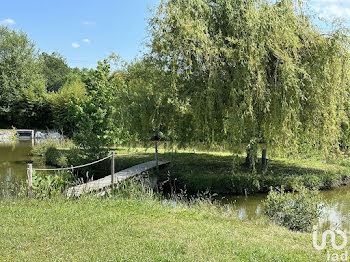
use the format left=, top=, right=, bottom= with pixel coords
left=2, top=140, right=350, bottom=232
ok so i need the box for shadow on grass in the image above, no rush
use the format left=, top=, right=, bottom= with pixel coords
left=110, top=151, right=350, bottom=195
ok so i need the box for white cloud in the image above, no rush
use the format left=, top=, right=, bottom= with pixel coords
left=311, top=0, right=350, bottom=19
left=83, top=21, right=95, bottom=26
left=72, top=42, right=80, bottom=48
left=0, top=18, right=15, bottom=26
left=82, top=38, right=90, bottom=44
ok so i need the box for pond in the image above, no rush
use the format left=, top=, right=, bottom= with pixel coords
left=222, top=185, right=350, bottom=231
left=0, top=140, right=46, bottom=185
left=2, top=140, right=350, bottom=231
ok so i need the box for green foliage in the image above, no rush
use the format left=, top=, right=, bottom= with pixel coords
left=149, top=0, right=350, bottom=160
left=71, top=60, right=120, bottom=158
left=45, top=147, right=68, bottom=167
left=32, top=171, right=73, bottom=199
left=110, top=179, right=155, bottom=200
left=0, top=27, right=82, bottom=130
left=40, top=52, right=71, bottom=92
left=320, top=172, right=342, bottom=189
left=263, top=187, right=323, bottom=232
left=230, top=174, right=261, bottom=194
left=49, top=80, right=86, bottom=136
left=120, top=58, right=178, bottom=142
left=0, top=26, right=47, bottom=127
left=32, top=139, right=72, bottom=167
left=31, top=139, right=60, bottom=156
left=12, top=86, right=53, bottom=128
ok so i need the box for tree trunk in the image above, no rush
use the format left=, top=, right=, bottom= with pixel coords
left=245, top=151, right=251, bottom=167
left=245, top=146, right=257, bottom=169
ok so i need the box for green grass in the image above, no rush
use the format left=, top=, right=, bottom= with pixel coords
left=0, top=197, right=326, bottom=261
left=33, top=142, right=350, bottom=195
left=110, top=148, right=350, bottom=195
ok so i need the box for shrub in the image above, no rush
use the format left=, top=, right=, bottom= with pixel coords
left=320, top=172, right=341, bottom=189
left=31, top=139, right=60, bottom=156
left=50, top=80, right=86, bottom=136
left=230, top=174, right=261, bottom=194
left=44, top=147, right=69, bottom=167
left=263, top=187, right=323, bottom=232
left=284, top=176, right=302, bottom=191
left=258, top=175, right=285, bottom=192
left=302, top=175, right=322, bottom=189
left=32, top=171, right=73, bottom=198
left=45, top=147, right=60, bottom=165
left=32, top=138, right=73, bottom=167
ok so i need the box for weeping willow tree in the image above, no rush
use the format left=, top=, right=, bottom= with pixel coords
left=116, top=58, right=175, bottom=143
left=149, top=0, right=350, bottom=167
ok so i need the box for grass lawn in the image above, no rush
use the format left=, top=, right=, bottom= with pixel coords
left=111, top=147, right=350, bottom=195
left=35, top=142, right=350, bottom=195
left=0, top=197, right=326, bottom=261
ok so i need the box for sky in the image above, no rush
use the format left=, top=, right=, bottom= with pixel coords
left=0, top=1, right=349, bottom=69
left=0, top=0, right=160, bottom=69
left=311, top=0, right=350, bottom=19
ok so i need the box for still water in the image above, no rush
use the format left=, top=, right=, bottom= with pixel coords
left=0, top=140, right=33, bottom=184
left=222, top=185, right=350, bottom=231
left=2, top=141, right=350, bottom=231
left=0, top=140, right=47, bottom=185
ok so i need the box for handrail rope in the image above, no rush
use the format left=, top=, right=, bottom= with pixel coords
left=116, top=152, right=144, bottom=156
left=33, top=154, right=112, bottom=171
left=32, top=151, right=147, bottom=171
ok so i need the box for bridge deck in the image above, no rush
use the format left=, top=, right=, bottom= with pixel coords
left=67, top=160, right=169, bottom=197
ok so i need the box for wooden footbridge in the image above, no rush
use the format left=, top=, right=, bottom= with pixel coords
left=27, top=146, right=169, bottom=197
left=67, top=160, right=169, bottom=197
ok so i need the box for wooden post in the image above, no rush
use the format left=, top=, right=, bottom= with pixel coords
left=31, top=131, right=34, bottom=147
left=111, top=152, right=115, bottom=189
left=27, top=163, right=32, bottom=198
left=155, top=140, right=159, bottom=172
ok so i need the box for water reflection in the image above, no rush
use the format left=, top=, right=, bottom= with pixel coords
left=219, top=194, right=266, bottom=221
left=0, top=140, right=39, bottom=184
left=221, top=184, right=350, bottom=231
left=319, top=186, right=350, bottom=231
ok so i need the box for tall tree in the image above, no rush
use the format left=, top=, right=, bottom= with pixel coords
left=0, top=26, right=46, bottom=127
left=118, top=58, right=179, bottom=143
left=149, top=0, right=350, bottom=168
left=49, top=79, right=86, bottom=136
left=40, top=52, right=71, bottom=92
left=71, top=60, right=120, bottom=158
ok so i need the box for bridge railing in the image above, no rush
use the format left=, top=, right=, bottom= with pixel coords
left=26, top=153, right=114, bottom=197
left=26, top=142, right=160, bottom=197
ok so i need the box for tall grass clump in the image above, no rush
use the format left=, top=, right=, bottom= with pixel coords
left=263, top=186, right=323, bottom=232
left=108, top=176, right=157, bottom=201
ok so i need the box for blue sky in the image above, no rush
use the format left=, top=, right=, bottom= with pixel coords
left=0, top=1, right=349, bottom=69
left=0, top=0, right=160, bottom=68
left=310, top=0, right=350, bottom=19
